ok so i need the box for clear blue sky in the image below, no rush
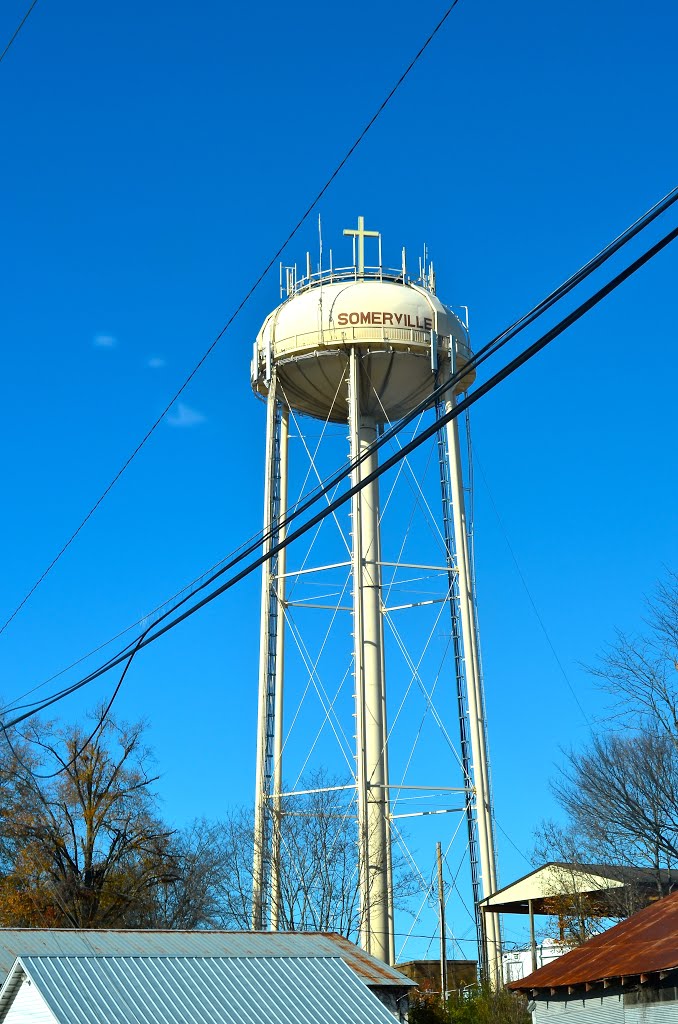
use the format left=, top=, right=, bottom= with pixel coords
left=1, top=0, right=677, bottom=955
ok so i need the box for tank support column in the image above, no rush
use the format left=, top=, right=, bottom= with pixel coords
left=444, top=382, right=501, bottom=987
left=349, top=348, right=393, bottom=964
left=252, top=375, right=288, bottom=930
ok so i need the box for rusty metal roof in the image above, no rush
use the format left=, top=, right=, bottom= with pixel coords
left=0, top=930, right=412, bottom=990
left=508, top=890, right=678, bottom=992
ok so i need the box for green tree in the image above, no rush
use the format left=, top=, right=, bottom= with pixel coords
left=409, top=987, right=530, bottom=1024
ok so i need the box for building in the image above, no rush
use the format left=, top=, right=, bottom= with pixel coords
left=0, top=954, right=403, bottom=1024
left=0, top=931, right=414, bottom=1020
left=508, top=889, right=678, bottom=1022
left=503, top=940, right=571, bottom=985
left=480, top=861, right=676, bottom=982
left=396, top=960, right=477, bottom=995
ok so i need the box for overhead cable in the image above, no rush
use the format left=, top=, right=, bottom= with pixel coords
left=4, top=219, right=676, bottom=732
left=0, top=0, right=462, bottom=637
left=7, top=179, right=678, bottom=704
left=0, top=0, right=39, bottom=65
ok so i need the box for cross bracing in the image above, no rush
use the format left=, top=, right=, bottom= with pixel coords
left=251, top=355, right=499, bottom=976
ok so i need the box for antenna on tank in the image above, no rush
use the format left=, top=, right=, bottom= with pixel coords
left=318, top=215, right=324, bottom=341
left=402, top=247, right=407, bottom=281
left=306, top=251, right=312, bottom=281
left=280, top=264, right=295, bottom=298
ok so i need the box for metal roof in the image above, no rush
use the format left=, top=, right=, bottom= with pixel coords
left=0, top=930, right=412, bottom=990
left=508, top=890, right=678, bottom=992
left=479, top=862, right=676, bottom=916
left=1, top=955, right=399, bottom=1024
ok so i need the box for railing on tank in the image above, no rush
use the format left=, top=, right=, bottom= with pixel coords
left=280, top=263, right=410, bottom=299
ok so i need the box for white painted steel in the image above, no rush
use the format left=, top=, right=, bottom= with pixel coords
left=250, top=223, right=497, bottom=979
left=253, top=380, right=288, bottom=931
left=252, top=382, right=279, bottom=930
left=444, top=383, right=501, bottom=987
left=349, top=349, right=390, bottom=964
left=251, top=279, right=474, bottom=422
left=270, top=406, right=288, bottom=931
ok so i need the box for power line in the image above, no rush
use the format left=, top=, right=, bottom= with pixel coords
left=7, top=179, right=677, bottom=700
left=494, top=818, right=532, bottom=869
left=0, top=0, right=462, bottom=638
left=473, top=450, right=592, bottom=728
left=2, top=523, right=276, bottom=713
left=4, top=218, right=676, bottom=732
left=0, top=0, right=39, bottom=65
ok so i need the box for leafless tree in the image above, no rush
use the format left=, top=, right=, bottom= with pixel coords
left=129, top=818, right=236, bottom=929
left=213, top=769, right=416, bottom=938
left=535, top=572, right=678, bottom=943
left=588, top=569, right=678, bottom=736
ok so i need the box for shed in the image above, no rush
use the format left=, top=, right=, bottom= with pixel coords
left=508, top=889, right=678, bottom=1022
left=480, top=862, right=676, bottom=976
left=0, top=931, right=413, bottom=1018
left=0, top=954, right=402, bottom=1024
left=480, top=863, right=675, bottom=918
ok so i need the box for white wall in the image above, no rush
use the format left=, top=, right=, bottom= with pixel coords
left=5, top=977, right=57, bottom=1024
left=503, top=940, right=572, bottom=984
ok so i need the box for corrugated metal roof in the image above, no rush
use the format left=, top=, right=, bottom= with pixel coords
left=5, top=955, right=398, bottom=1024
left=508, top=890, right=678, bottom=992
left=0, top=931, right=412, bottom=990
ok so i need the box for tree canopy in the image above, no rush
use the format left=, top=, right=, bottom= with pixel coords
left=0, top=713, right=409, bottom=936
left=0, top=714, right=180, bottom=927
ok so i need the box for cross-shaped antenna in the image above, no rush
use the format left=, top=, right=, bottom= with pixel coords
left=343, top=216, right=380, bottom=276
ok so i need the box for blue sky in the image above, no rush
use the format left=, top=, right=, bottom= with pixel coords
left=1, top=0, right=677, bottom=955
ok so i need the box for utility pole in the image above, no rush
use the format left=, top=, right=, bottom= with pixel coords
left=437, top=842, right=448, bottom=1006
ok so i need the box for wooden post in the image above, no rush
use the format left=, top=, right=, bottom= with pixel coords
left=529, top=899, right=538, bottom=973
left=437, top=842, right=448, bottom=1004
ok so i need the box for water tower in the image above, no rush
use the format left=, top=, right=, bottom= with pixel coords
left=249, top=217, right=500, bottom=980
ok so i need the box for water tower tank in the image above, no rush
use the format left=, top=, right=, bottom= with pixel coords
left=251, top=272, right=475, bottom=420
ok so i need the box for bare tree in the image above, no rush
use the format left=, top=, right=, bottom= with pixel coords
left=214, top=769, right=415, bottom=937
left=130, top=819, right=235, bottom=929
left=536, top=572, right=678, bottom=942
left=588, top=569, right=678, bottom=736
